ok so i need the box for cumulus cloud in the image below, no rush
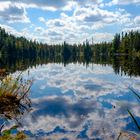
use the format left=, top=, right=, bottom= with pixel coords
left=122, top=15, right=140, bottom=32
left=123, top=26, right=140, bottom=32
left=38, top=17, right=46, bottom=24
left=0, top=24, right=21, bottom=36
left=34, top=27, right=44, bottom=32
left=107, top=0, right=140, bottom=6
left=0, top=0, right=138, bottom=44
left=27, top=0, right=67, bottom=8
left=36, top=6, right=131, bottom=43
left=0, top=24, right=39, bottom=43
left=134, top=16, right=140, bottom=25
left=74, top=7, right=131, bottom=25
left=117, top=0, right=140, bottom=5
left=0, top=0, right=74, bottom=11
left=0, top=0, right=105, bottom=11
left=46, top=19, right=65, bottom=27
left=0, top=3, right=30, bottom=23
left=0, top=1, right=11, bottom=10
left=92, top=32, right=113, bottom=43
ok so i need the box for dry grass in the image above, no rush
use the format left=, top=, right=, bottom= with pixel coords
left=0, top=74, right=32, bottom=119
left=0, top=74, right=32, bottom=139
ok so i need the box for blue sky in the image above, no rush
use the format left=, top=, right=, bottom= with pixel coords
left=0, top=0, right=140, bottom=44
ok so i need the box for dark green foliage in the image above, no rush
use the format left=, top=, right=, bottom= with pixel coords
left=0, top=27, right=140, bottom=58
left=84, top=39, right=93, bottom=60
left=0, top=26, right=140, bottom=77
left=112, top=33, right=120, bottom=53
left=62, top=41, right=71, bottom=60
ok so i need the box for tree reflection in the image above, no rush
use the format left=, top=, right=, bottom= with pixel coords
left=0, top=55, right=140, bottom=77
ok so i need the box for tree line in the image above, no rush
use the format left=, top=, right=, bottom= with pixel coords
left=0, top=27, right=140, bottom=59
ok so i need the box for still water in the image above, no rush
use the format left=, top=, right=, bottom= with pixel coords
left=1, top=56, right=140, bottom=139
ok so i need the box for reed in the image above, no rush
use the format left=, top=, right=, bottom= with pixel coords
left=128, top=88, right=140, bottom=131
left=0, top=74, right=32, bottom=139
left=0, top=74, right=32, bottom=119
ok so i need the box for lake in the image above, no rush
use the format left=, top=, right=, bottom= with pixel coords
left=0, top=56, right=140, bottom=139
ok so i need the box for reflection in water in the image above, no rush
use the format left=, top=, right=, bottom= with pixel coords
left=8, top=63, right=138, bottom=139
left=0, top=56, right=140, bottom=139
left=0, top=55, right=140, bottom=77
left=0, top=94, right=31, bottom=121
left=0, top=75, right=32, bottom=139
left=0, top=96, right=31, bottom=138
left=32, top=97, right=97, bottom=128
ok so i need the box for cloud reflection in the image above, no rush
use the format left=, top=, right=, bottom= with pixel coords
left=32, top=96, right=100, bottom=128
left=13, top=63, right=140, bottom=139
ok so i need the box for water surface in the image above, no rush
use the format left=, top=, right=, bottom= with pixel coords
left=12, top=63, right=140, bottom=139
left=1, top=56, right=140, bottom=139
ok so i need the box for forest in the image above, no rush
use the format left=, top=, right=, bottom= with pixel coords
left=0, top=27, right=140, bottom=59
left=0, top=27, right=140, bottom=140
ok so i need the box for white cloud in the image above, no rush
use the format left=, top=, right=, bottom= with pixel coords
left=73, top=6, right=131, bottom=26
left=34, top=27, right=44, bottom=32
left=35, top=6, right=131, bottom=44
left=0, top=1, right=11, bottom=10
left=118, top=0, right=140, bottom=5
left=122, top=15, right=140, bottom=32
left=46, top=19, right=65, bottom=27
left=107, top=0, right=140, bottom=6
left=0, top=3, right=30, bottom=23
left=0, top=24, right=22, bottom=36
left=123, top=26, right=140, bottom=32
left=0, top=0, right=138, bottom=44
left=0, top=0, right=74, bottom=11
left=0, top=0, right=106, bottom=12
left=134, top=16, right=140, bottom=25
left=38, top=17, right=46, bottom=24
left=0, top=24, right=37, bottom=42
left=92, top=32, right=113, bottom=43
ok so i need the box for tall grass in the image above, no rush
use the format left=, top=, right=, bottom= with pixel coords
left=128, top=88, right=140, bottom=131
left=0, top=74, right=32, bottom=119
left=0, top=74, right=32, bottom=99
left=0, top=74, right=32, bottom=139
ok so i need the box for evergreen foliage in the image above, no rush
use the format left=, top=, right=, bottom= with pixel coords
left=0, top=27, right=140, bottom=58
